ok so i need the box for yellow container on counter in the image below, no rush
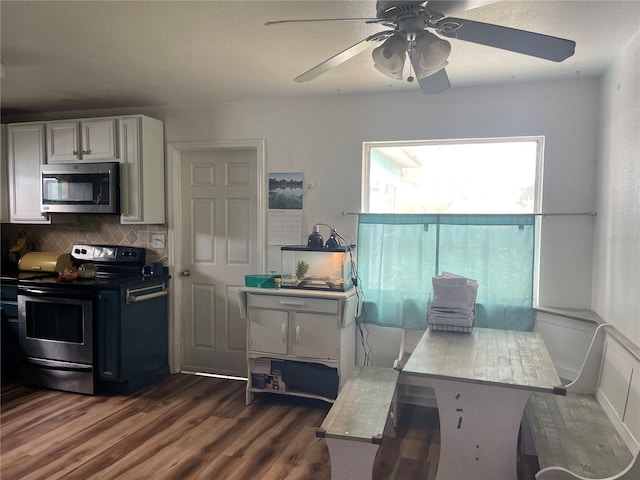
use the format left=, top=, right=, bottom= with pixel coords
left=18, top=252, right=73, bottom=273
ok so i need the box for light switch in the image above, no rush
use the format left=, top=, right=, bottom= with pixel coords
left=151, top=234, right=165, bottom=249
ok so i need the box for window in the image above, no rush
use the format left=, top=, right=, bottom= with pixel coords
left=365, top=137, right=541, bottom=214
left=358, top=138, right=542, bottom=331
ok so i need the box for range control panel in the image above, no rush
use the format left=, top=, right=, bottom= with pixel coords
left=71, top=244, right=145, bottom=264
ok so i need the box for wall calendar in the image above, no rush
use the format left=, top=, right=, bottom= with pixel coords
left=268, top=210, right=303, bottom=245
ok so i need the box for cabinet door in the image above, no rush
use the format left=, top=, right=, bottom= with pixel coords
left=82, top=119, right=117, bottom=161
left=119, top=115, right=165, bottom=224
left=46, top=121, right=80, bottom=162
left=7, top=124, right=50, bottom=224
left=248, top=308, right=288, bottom=355
left=0, top=125, right=8, bottom=222
left=119, top=116, right=142, bottom=222
left=293, top=313, right=340, bottom=359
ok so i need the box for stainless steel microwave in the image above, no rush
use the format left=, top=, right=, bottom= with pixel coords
left=41, top=162, right=120, bottom=214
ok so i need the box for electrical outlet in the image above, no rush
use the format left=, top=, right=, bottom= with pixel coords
left=151, top=234, right=165, bottom=249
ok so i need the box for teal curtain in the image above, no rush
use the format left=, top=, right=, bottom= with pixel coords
left=357, top=214, right=535, bottom=331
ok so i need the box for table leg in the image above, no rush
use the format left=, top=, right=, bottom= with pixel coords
left=431, top=379, right=531, bottom=480
left=325, top=437, right=380, bottom=480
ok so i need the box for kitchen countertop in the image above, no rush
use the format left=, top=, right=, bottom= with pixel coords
left=1, top=269, right=170, bottom=289
left=17, top=274, right=170, bottom=289
left=1, top=270, right=57, bottom=284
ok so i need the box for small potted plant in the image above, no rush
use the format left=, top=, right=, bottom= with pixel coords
left=296, top=260, right=309, bottom=280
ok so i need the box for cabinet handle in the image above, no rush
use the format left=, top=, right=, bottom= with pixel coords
left=73, top=150, right=78, bottom=155
left=83, top=149, right=91, bottom=155
left=281, top=323, right=287, bottom=344
left=295, top=325, right=300, bottom=344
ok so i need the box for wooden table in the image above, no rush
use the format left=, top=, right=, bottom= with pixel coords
left=403, top=327, right=564, bottom=480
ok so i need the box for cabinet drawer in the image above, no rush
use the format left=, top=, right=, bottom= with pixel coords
left=247, top=293, right=338, bottom=314
left=1, top=285, right=17, bottom=301
left=1, top=302, right=18, bottom=319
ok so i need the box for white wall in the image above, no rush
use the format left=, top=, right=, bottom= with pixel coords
left=5, top=76, right=608, bottom=365
left=593, top=31, right=640, bottom=345
left=157, top=79, right=601, bottom=310
left=159, top=79, right=602, bottom=366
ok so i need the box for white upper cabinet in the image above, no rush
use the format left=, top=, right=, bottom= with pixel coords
left=82, top=119, right=118, bottom=161
left=0, top=125, right=8, bottom=223
left=47, top=118, right=118, bottom=163
left=0, top=125, right=9, bottom=223
left=119, top=115, right=165, bottom=224
left=7, top=123, right=51, bottom=224
left=5, top=115, right=163, bottom=225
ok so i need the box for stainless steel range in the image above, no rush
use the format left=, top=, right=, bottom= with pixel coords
left=17, top=244, right=169, bottom=395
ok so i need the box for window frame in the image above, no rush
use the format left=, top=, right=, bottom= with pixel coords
left=361, top=136, right=545, bottom=215
left=361, top=135, right=546, bottom=307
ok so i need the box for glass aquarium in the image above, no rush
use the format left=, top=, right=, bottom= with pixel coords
left=280, top=246, right=355, bottom=291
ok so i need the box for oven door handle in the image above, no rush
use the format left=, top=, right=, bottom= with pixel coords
left=18, top=287, right=94, bottom=300
left=23, top=357, right=93, bottom=372
left=19, top=288, right=51, bottom=296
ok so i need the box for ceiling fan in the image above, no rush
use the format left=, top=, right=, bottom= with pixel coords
left=266, top=1, right=576, bottom=94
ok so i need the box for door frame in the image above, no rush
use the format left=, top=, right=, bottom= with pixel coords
left=166, top=139, right=267, bottom=374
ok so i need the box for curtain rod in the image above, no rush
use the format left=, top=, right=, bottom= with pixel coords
left=342, top=211, right=597, bottom=217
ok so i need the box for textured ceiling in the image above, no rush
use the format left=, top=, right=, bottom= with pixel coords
left=1, top=1, right=639, bottom=116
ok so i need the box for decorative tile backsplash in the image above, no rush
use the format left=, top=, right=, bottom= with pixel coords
left=1, top=216, right=168, bottom=264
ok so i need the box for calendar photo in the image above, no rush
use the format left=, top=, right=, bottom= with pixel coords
left=269, top=172, right=303, bottom=210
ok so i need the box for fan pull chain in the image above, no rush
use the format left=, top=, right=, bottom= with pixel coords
left=407, top=51, right=415, bottom=83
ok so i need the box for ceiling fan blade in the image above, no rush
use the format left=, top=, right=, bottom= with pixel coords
left=265, top=17, right=383, bottom=26
left=438, top=17, right=576, bottom=62
left=294, top=30, right=394, bottom=83
left=417, top=68, right=450, bottom=94
left=409, top=50, right=450, bottom=94
left=424, top=1, right=497, bottom=17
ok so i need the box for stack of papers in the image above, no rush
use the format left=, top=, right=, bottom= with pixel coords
left=428, top=272, right=478, bottom=332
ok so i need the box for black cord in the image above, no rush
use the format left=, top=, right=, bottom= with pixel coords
left=353, top=269, right=372, bottom=367
left=314, top=223, right=370, bottom=365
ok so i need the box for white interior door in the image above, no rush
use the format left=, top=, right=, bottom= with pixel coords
left=170, top=141, right=264, bottom=377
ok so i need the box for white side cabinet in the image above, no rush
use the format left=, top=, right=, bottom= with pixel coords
left=242, top=288, right=358, bottom=404
left=7, top=123, right=50, bottom=224
left=46, top=118, right=118, bottom=163
left=119, top=115, right=165, bottom=224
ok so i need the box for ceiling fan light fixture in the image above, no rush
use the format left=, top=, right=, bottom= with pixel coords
left=372, top=34, right=408, bottom=79
left=415, top=30, right=451, bottom=72
left=414, top=60, right=449, bottom=80
left=374, top=64, right=403, bottom=80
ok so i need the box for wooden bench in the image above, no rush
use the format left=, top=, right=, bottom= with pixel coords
left=316, top=366, right=399, bottom=479
left=521, top=323, right=640, bottom=479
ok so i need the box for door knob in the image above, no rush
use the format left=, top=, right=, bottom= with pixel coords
left=181, top=269, right=191, bottom=277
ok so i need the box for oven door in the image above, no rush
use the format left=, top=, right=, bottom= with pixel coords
left=18, top=287, right=93, bottom=364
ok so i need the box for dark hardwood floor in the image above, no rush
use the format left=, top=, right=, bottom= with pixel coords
left=1, top=374, right=539, bottom=479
